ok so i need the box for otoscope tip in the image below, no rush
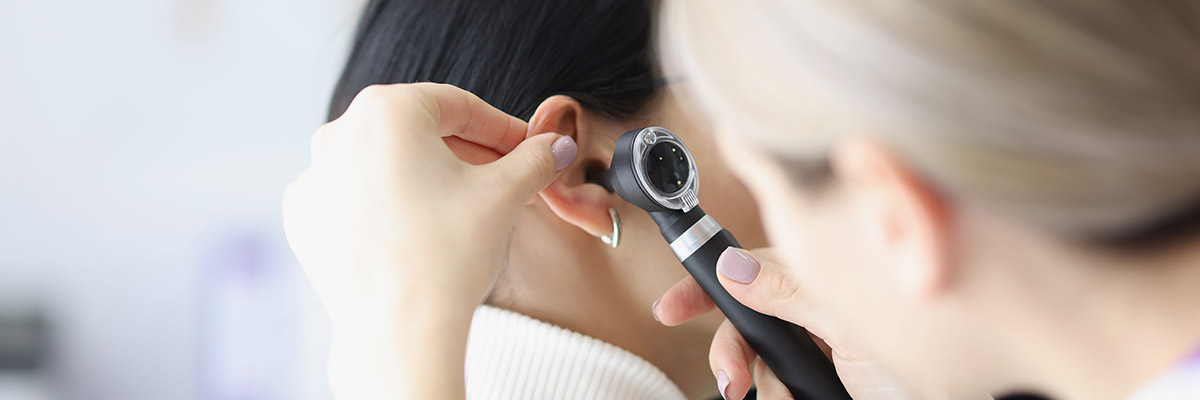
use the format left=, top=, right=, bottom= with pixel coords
left=586, top=165, right=617, bottom=193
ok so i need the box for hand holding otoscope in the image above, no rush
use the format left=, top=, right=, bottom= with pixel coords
left=590, top=127, right=852, bottom=400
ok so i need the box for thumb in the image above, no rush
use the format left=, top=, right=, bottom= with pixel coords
left=715, top=247, right=811, bottom=327
left=483, top=133, right=577, bottom=205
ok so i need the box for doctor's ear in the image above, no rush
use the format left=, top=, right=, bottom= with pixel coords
left=528, top=95, right=618, bottom=238
left=829, top=137, right=955, bottom=300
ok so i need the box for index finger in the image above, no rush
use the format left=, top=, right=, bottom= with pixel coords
left=409, top=82, right=530, bottom=156
left=654, top=275, right=717, bottom=326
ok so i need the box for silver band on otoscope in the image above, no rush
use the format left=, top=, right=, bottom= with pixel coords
left=668, top=214, right=723, bottom=261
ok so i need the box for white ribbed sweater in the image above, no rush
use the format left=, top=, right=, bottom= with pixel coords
left=464, top=305, right=687, bottom=400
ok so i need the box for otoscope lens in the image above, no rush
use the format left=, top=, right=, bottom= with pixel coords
left=644, top=142, right=690, bottom=194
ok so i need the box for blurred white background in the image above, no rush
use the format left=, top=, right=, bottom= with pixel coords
left=0, top=0, right=366, bottom=399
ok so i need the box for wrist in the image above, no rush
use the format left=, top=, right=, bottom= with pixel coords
left=328, top=304, right=476, bottom=399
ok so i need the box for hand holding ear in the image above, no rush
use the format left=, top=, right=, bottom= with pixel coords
left=653, top=247, right=914, bottom=400
left=281, top=83, right=575, bottom=399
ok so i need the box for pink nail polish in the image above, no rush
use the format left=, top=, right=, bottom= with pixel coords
left=716, top=369, right=730, bottom=400
left=551, top=135, right=577, bottom=171
left=717, top=247, right=760, bottom=284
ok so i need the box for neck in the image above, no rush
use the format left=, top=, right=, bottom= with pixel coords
left=981, top=236, right=1200, bottom=399
left=496, top=202, right=722, bottom=399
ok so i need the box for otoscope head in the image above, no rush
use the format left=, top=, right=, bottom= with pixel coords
left=590, top=127, right=700, bottom=213
left=593, top=128, right=850, bottom=399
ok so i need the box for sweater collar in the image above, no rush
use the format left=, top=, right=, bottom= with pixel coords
left=464, top=305, right=686, bottom=400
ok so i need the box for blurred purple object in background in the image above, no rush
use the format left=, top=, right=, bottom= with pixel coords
left=199, top=229, right=296, bottom=400
left=0, top=0, right=362, bottom=399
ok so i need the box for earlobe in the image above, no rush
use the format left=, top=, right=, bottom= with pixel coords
left=832, top=138, right=955, bottom=300
left=528, top=95, right=621, bottom=239
left=538, top=180, right=617, bottom=237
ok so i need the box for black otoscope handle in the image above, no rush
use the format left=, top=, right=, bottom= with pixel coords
left=651, top=207, right=852, bottom=400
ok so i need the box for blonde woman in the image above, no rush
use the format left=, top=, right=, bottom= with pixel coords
left=284, top=1, right=1200, bottom=399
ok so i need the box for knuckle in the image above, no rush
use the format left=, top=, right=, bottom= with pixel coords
left=411, top=81, right=446, bottom=91
left=349, top=84, right=401, bottom=117
left=499, top=150, right=552, bottom=191
left=355, top=84, right=388, bottom=103
left=709, top=325, right=742, bottom=363
left=526, top=148, right=555, bottom=176
left=760, top=270, right=803, bottom=316
left=406, top=84, right=443, bottom=119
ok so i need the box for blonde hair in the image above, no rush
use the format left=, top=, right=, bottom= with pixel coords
left=662, top=1, right=1200, bottom=239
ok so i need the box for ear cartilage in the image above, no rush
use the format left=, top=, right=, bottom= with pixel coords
left=589, top=127, right=851, bottom=400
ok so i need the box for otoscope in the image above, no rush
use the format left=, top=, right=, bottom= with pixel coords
left=590, top=127, right=852, bottom=400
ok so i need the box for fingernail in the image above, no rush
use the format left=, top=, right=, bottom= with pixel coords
left=716, top=369, right=730, bottom=400
left=651, top=298, right=661, bottom=322
left=717, top=247, right=759, bottom=284
left=551, top=135, right=577, bottom=171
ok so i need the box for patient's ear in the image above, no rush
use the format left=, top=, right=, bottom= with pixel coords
left=528, top=95, right=617, bottom=238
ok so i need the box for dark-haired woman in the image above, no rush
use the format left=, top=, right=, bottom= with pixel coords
left=287, top=1, right=1200, bottom=399
left=291, top=0, right=767, bottom=398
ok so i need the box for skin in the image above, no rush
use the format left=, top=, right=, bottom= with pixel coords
left=657, top=116, right=1200, bottom=400
left=283, top=83, right=768, bottom=400
left=284, top=83, right=558, bottom=399
left=492, top=89, right=767, bottom=399
left=287, top=67, right=1200, bottom=400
